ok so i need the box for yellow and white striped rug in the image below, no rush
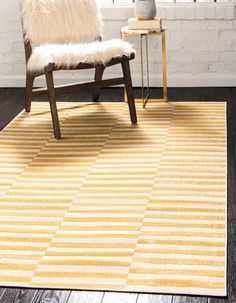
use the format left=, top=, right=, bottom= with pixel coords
left=0, top=101, right=227, bottom=296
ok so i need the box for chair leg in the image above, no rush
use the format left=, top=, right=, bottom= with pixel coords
left=25, top=73, right=34, bottom=112
left=121, top=61, right=137, bottom=124
left=93, top=65, right=105, bottom=102
left=45, top=71, right=61, bottom=139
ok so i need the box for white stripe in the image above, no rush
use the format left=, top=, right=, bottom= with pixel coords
left=37, top=265, right=129, bottom=273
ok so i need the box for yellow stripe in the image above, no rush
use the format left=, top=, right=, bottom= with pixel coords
left=150, top=208, right=225, bottom=214
left=64, top=217, right=143, bottom=223
left=137, top=239, right=225, bottom=247
left=0, top=276, right=32, bottom=283
left=141, top=231, right=225, bottom=238
left=0, top=254, right=40, bottom=260
left=54, top=233, right=138, bottom=239
left=34, top=271, right=127, bottom=279
left=50, top=243, right=136, bottom=249
left=0, top=221, right=60, bottom=226
left=0, top=237, right=52, bottom=243
left=60, top=226, right=141, bottom=231
left=0, top=245, right=46, bottom=251
left=0, top=207, right=67, bottom=212
left=136, top=248, right=225, bottom=257
left=0, top=228, right=55, bottom=234
left=153, top=187, right=225, bottom=193
left=129, top=268, right=224, bottom=277
left=7, top=192, right=76, bottom=197
left=0, top=264, right=37, bottom=271
left=0, top=198, right=73, bottom=203
left=46, top=251, right=134, bottom=257
left=143, top=222, right=225, bottom=229
left=40, top=260, right=130, bottom=267
left=149, top=201, right=224, bottom=205
left=128, top=279, right=224, bottom=289
left=133, top=257, right=224, bottom=266
left=145, top=214, right=225, bottom=221
left=31, top=282, right=124, bottom=290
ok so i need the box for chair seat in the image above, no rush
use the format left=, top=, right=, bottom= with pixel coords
left=27, top=39, right=135, bottom=72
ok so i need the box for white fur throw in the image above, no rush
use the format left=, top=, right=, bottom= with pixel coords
left=20, top=0, right=103, bottom=45
left=27, top=40, right=135, bottom=72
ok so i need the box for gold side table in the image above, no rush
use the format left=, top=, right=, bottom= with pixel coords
left=121, top=26, right=168, bottom=108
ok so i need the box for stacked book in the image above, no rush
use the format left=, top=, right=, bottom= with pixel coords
left=128, top=17, right=162, bottom=31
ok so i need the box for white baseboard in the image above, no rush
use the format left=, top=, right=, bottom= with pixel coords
left=0, top=74, right=236, bottom=87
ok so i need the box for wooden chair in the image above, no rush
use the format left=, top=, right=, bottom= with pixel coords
left=19, top=0, right=137, bottom=139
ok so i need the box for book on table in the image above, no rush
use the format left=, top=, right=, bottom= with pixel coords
left=128, top=17, right=162, bottom=31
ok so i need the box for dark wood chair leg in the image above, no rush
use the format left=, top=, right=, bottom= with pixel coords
left=121, top=61, right=137, bottom=124
left=93, top=65, right=105, bottom=102
left=45, top=71, right=61, bottom=139
left=25, top=73, right=35, bottom=112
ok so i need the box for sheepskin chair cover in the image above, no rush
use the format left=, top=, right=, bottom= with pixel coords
left=27, top=40, right=135, bottom=72
left=20, top=0, right=103, bottom=45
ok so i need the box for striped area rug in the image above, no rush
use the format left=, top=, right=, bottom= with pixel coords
left=0, top=102, right=227, bottom=296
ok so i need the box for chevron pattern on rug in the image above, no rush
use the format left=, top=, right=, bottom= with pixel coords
left=0, top=102, right=227, bottom=296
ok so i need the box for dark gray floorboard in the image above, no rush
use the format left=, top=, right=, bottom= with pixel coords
left=137, top=294, right=172, bottom=303
left=208, top=299, right=227, bottom=303
left=172, top=297, right=208, bottom=303
left=0, top=289, right=38, bottom=303
left=67, top=291, right=104, bottom=303
left=102, top=292, right=138, bottom=303
left=32, top=290, right=71, bottom=303
left=0, top=290, right=6, bottom=301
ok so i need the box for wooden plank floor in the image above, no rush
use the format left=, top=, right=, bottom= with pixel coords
left=0, top=87, right=235, bottom=303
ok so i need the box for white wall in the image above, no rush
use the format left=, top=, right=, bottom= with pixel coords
left=0, top=1, right=235, bottom=87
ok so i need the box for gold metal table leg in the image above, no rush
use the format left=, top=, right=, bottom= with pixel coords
left=143, top=35, right=150, bottom=108
left=162, top=30, right=168, bottom=102
left=140, top=34, right=144, bottom=104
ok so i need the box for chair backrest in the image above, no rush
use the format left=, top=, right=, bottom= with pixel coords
left=20, top=0, right=103, bottom=46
